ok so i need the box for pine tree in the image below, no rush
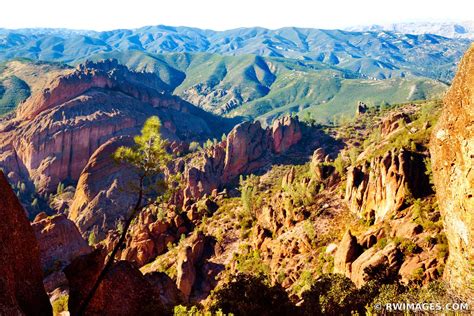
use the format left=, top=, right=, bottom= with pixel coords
left=77, top=116, right=172, bottom=315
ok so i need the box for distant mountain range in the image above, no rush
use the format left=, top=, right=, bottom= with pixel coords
left=346, top=21, right=474, bottom=40
left=0, top=24, right=471, bottom=122
left=0, top=25, right=469, bottom=80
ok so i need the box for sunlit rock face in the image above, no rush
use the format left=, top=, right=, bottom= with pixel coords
left=0, top=59, right=226, bottom=194
left=430, top=44, right=474, bottom=302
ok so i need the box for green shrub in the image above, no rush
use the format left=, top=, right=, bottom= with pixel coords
left=52, top=295, right=68, bottom=315
left=233, top=248, right=270, bottom=277
left=300, top=274, right=366, bottom=316
left=399, top=239, right=420, bottom=256
left=333, top=153, right=348, bottom=176
left=282, top=179, right=317, bottom=207
left=239, top=175, right=259, bottom=220
left=412, top=267, right=425, bottom=281
left=376, top=237, right=388, bottom=250
left=303, top=220, right=316, bottom=243
left=189, top=141, right=201, bottom=152
left=292, top=270, right=314, bottom=296
left=88, top=231, right=96, bottom=246
left=210, top=274, right=294, bottom=316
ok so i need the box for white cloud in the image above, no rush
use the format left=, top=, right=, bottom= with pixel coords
left=1, top=0, right=473, bottom=31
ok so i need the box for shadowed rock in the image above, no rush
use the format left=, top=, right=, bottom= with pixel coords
left=0, top=171, right=52, bottom=315
left=64, top=248, right=166, bottom=315
left=32, top=213, right=92, bottom=273
left=345, top=149, right=432, bottom=223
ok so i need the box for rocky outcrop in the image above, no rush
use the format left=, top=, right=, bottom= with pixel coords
left=271, top=116, right=302, bottom=154
left=64, top=248, right=165, bottom=315
left=222, top=120, right=271, bottom=181
left=0, top=171, right=52, bottom=315
left=380, top=112, right=410, bottom=136
left=32, top=213, right=91, bottom=274
left=17, top=59, right=176, bottom=120
left=345, top=149, right=431, bottom=223
left=0, top=59, right=230, bottom=193
left=430, top=44, right=474, bottom=301
left=356, top=101, right=368, bottom=115
left=176, top=232, right=207, bottom=301
left=120, top=206, right=191, bottom=267
left=68, top=136, right=139, bottom=237
left=182, top=117, right=303, bottom=202
left=68, top=115, right=303, bottom=240
left=334, top=199, right=446, bottom=287
left=333, top=230, right=362, bottom=275
left=349, top=243, right=403, bottom=287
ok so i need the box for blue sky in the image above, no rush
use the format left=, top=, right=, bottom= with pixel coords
left=1, top=0, right=473, bottom=30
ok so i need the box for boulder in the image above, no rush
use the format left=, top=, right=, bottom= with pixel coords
left=32, top=213, right=92, bottom=274
left=380, top=112, right=410, bottom=136
left=334, top=230, right=362, bottom=275
left=68, top=136, right=138, bottom=238
left=349, top=243, right=403, bottom=287
left=222, top=120, right=271, bottom=182
left=64, top=248, right=165, bottom=315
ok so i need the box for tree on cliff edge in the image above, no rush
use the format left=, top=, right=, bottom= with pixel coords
left=77, top=116, right=172, bottom=315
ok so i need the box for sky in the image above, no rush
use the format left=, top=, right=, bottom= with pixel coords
left=1, top=0, right=473, bottom=31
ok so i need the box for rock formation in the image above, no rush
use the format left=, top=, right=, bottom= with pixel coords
left=182, top=116, right=303, bottom=203
left=64, top=248, right=165, bottom=315
left=68, top=136, right=139, bottom=237
left=345, top=149, right=431, bottom=223
left=333, top=222, right=443, bottom=288
left=120, top=206, right=191, bottom=267
left=333, top=230, right=362, bottom=275
left=0, top=59, right=231, bottom=193
left=68, top=115, right=304, bottom=241
left=430, top=44, right=474, bottom=301
left=32, top=213, right=91, bottom=274
left=271, top=116, right=302, bottom=154
left=349, top=242, right=403, bottom=287
left=176, top=232, right=207, bottom=301
left=380, top=112, right=411, bottom=136
left=222, top=120, right=271, bottom=182
left=0, top=171, right=52, bottom=315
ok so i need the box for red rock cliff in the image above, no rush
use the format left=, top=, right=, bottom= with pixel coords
left=0, top=59, right=227, bottom=194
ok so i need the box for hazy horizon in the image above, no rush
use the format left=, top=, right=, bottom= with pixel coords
left=1, top=0, right=473, bottom=32
left=1, top=19, right=474, bottom=33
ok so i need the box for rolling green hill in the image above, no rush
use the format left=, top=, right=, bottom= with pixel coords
left=82, top=51, right=447, bottom=123
left=0, top=52, right=447, bottom=123
left=0, top=25, right=463, bottom=121
left=0, top=59, right=71, bottom=115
